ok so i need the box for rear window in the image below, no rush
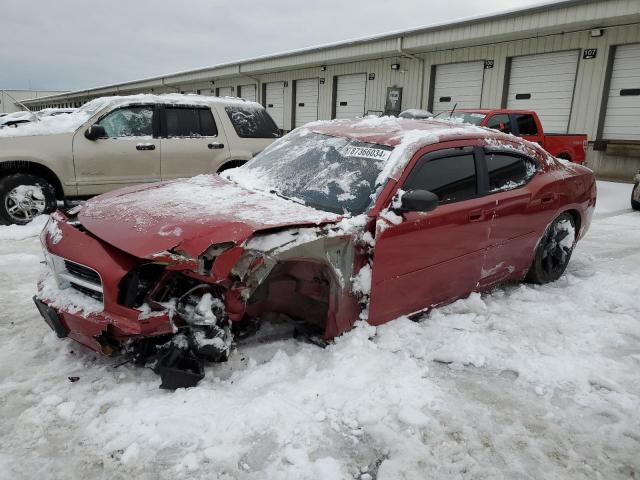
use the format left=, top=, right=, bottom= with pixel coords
left=225, top=106, right=281, bottom=138
left=513, top=114, right=538, bottom=135
left=165, top=106, right=217, bottom=137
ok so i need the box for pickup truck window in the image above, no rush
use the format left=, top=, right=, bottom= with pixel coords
left=224, top=106, right=281, bottom=139
left=165, top=106, right=218, bottom=138
left=485, top=114, right=512, bottom=133
left=404, top=153, right=477, bottom=204
left=442, top=111, right=486, bottom=126
left=486, top=153, right=536, bottom=192
left=97, top=106, right=153, bottom=137
left=513, top=114, right=538, bottom=136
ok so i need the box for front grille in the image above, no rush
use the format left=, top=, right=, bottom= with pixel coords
left=64, top=260, right=101, bottom=285
left=70, top=282, right=104, bottom=302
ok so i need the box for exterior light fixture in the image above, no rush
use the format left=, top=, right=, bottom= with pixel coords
left=391, top=63, right=400, bottom=70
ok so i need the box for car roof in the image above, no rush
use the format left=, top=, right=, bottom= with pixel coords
left=97, top=93, right=261, bottom=109
left=306, top=116, right=508, bottom=147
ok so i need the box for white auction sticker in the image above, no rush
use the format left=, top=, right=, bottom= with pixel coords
left=342, top=145, right=392, bottom=161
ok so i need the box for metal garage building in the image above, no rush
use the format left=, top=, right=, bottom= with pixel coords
left=1, top=89, right=67, bottom=113
left=22, top=0, right=640, bottom=177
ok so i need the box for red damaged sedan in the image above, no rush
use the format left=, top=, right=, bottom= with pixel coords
left=35, top=117, right=596, bottom=387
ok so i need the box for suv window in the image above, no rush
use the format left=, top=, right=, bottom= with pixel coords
left=225, top=106, right=280, bottom=138
left=97, top=106, right=153, bottom=137
left=513, top=114, right=538, bottom=135
left=486, top=152, right=537, bottom=191
left=165, top=106, right=217, bottom=137
left=404, top=152, right=477, bottom=204
left=485, top=114, right=512, bottom=134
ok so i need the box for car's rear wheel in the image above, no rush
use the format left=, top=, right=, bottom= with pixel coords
left=632, top=182, right=640, bottom=211
left=0, top=173, right=57, bottom=225
left=526, top=212, right=576, bottom=284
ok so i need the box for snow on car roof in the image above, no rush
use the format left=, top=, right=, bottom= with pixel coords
left=0, top=94, right=260, bottom=139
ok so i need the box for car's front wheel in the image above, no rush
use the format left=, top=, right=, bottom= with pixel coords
left=632, top=182, right=640, bottom=211
left=526, top=212, right=576, bottom=284
left=0, top=173, right=57, bottom=225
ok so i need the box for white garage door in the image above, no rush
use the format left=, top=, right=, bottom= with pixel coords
left=602, top=43, right=640, bottom=141
left=217, top=87, right=233, bottom=97
left=239, top=84, right=257, bottom=103
left=295, top=78, right=319, bottom=127
left=335, top=73, right=366, bottom=119
left=432, top=61, right=485, bottom=114
left=507, top=50, right=580, bottom=133
left=265, top=81, right=285, bottom=129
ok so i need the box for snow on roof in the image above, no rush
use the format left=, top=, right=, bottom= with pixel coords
left=0, top=93, right=261, bottom=138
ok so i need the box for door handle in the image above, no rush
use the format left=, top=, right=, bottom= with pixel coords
left=469, top=210, right=484, bottom=222
left=208, top=143, right=225, bottom=150
left=136, top=143, right=155, bottom=151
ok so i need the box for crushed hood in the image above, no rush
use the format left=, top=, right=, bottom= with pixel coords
left=77, top=175, right=340, bottom=259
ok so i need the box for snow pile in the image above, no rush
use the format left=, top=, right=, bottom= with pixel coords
left=0, top=214, right=47, bottom=241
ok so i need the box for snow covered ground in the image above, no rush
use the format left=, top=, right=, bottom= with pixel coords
left=0, top=181, right=638, bottom=480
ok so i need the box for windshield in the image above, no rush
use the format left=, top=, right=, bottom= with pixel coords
left=438, top=111, right=486, bottom=125
left=227, top=129, right=393, bottom=215
left=77, top=98, right=111, bottom=117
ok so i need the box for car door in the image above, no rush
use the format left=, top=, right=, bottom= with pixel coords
left=73, top=104, right=160, bottom=195
left=368, top=145, right=496, bottom=325
left=159, top=105, right=230, bottom=180
left=477, top=149, right=548, bottom=287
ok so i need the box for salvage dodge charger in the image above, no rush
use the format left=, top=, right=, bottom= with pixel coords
left=35, top=117, right=596, bottom=386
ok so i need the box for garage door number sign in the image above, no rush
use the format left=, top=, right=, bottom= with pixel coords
left=342, top=145, right=392, bottom=161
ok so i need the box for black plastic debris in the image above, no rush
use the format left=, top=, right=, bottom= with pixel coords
left=154, top=347, right=205, bottom=390
left=68, top=376, right=80, bottom=383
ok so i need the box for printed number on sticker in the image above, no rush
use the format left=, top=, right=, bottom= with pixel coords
left=342, top=146, right=392, bottom=161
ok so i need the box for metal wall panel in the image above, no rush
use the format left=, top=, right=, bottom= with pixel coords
left=294, top=78, right=319, bottom=127
left=602, top=43, right=640, bottom=140
left=506, top=50, right=580, bottom=133
left=265, top=81, right=285, bottom=128
left=335, top=73, right=367, bottom=119
left=239, top=84, right=257, bottom=102
left=432, top=61, right=485, bottom=113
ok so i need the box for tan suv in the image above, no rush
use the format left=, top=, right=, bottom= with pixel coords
left=0, top=94, right=280, bottom=224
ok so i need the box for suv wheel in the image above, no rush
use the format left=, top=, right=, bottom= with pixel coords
left=632, top=182, right=640, bottom=211
left=0, top=174, right=57, bottom=225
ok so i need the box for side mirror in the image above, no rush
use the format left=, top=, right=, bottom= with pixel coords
left=399, top=189, right=439, bottom=212
left=85, top=124, right=106, bottom=140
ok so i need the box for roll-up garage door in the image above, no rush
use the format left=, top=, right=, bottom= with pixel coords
left=335, top=73, right=366, bottom=119
left=239, top=84, right=257, bottom=103
left=217, top=87, right=233, bottom=97
left=295, top=78, right=319, bottom=127
left=506, top=50, right=580, bottom=133
left=432, top=61, right=484, bottom=114
left=265, top=81, right=285, bottom=129
left=602, top=43, right=640, bottom=141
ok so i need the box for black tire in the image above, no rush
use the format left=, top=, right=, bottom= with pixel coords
left=0, top=173, right=57, bottom=225
left=217, top=160, right=246, bottom=173
left=632, top=182, right=640, bottom=211
left=526, top=212, right=576, bottom=284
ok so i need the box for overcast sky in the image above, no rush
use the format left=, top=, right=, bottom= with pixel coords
left=1, top=0, right=556, bottom=92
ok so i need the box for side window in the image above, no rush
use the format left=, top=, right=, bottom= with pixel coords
left=224, top=106, right=281, bottom=138
left=97, top=106, right=153, bottom=137
left=486, top=152, right=537, bottom=192
left=513, top=114, right=538, bottom=135
left=485, top=114, right=512, bottom=134
left=404, top=153, right=477, bottom=204
left=165, top=106, right=218, bottom=137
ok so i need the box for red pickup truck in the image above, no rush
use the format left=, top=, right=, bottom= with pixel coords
left=443, top=109, right=587, bottom=164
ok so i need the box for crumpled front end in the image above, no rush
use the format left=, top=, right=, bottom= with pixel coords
left=35, top=209, right=368, bottom=386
